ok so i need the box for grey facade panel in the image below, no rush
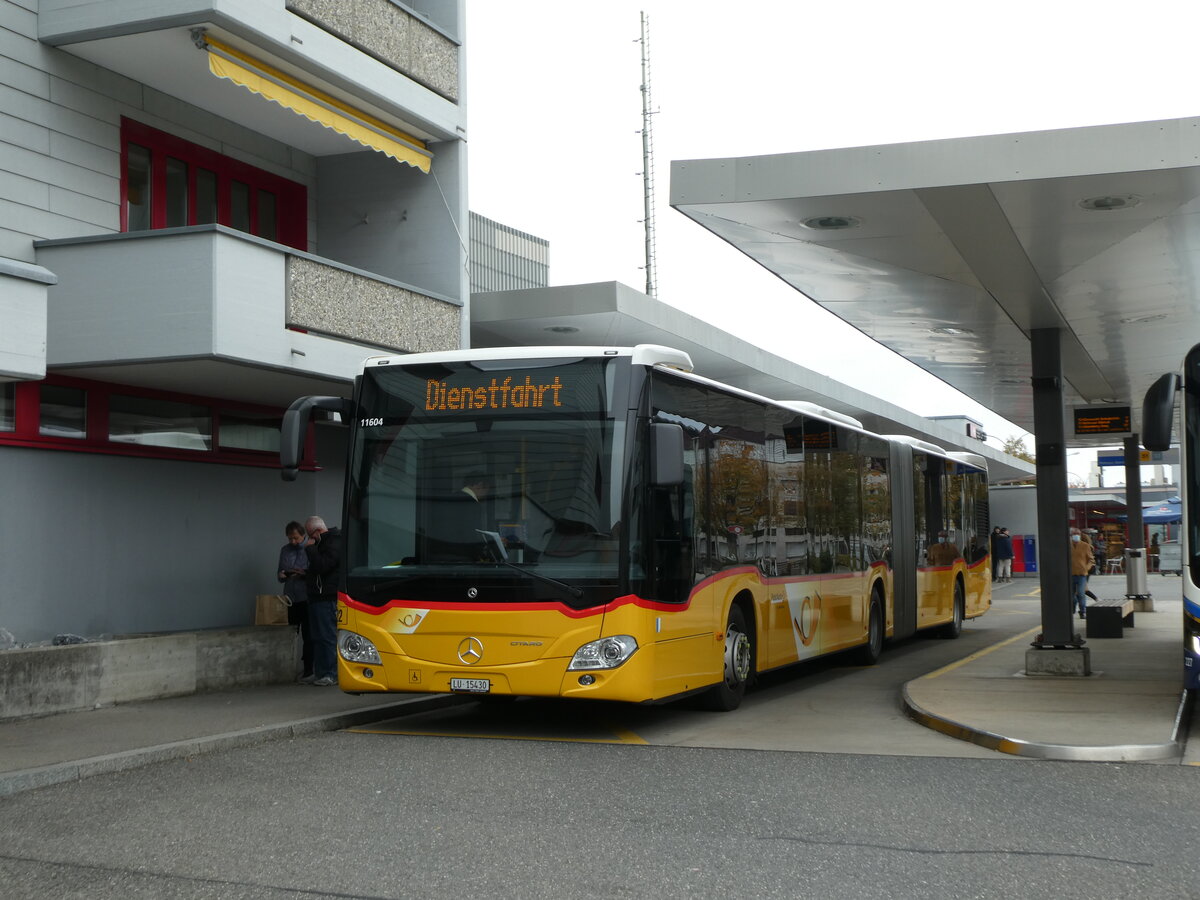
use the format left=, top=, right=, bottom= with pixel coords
left=48, top=73, right=125, bottom=124
left=2, top=139, right=117, bottom=197
left=0, top=433, right=346, bottom=644
left=469, top=212, right=550, bottom=294
left=0, top=227, right=37, bottom=261
left=48, top=183, right=117, bottom=228
left=0, top=167, right=49, bottom=209
left=0, top=86, right=121, bottom=163
left=0, top=47, right=49, bottom=97
left=0, top=109, right=49, bottom=153
left=49, top=130, right=119, bottom=175
left=0, top=197, right=102, bottom=240
left=0, top=1, right=36, bottom=37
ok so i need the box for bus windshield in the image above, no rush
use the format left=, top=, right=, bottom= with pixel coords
left=344, top=355, right=629, bottom=606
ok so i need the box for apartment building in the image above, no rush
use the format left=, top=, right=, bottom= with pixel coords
left=0, top=0, right=466, bottom=641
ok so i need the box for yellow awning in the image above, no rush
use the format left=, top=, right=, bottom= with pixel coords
left=201, top=35, right=432, bottom=173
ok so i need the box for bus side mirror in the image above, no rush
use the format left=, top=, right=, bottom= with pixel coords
left=650, top=422, right=685, bottom=487
left=280, top=396, right=355, bottom=481
left=1141, top=373, right=1180, bottom=452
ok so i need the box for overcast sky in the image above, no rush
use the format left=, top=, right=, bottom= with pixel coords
left=463, top=0, right=1200, bottom=483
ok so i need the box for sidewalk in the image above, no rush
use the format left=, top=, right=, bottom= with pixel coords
left=904, top=574, right=1196, bottom=762
left=0, top=685, right=465, bottom=798
left=1, top=575, right=1195, bottom=797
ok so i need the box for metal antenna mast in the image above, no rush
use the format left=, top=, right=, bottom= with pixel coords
left=638, top=10, right=658, bottom=299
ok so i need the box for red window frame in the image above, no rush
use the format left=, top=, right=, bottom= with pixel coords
left=120, top=118, right=307, bottom=250
left=0, top=375, right=318, bottom=470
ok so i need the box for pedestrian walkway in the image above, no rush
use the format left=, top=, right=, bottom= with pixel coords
left=0, top=685, right=464, bottom=797
left=1, top=574, right=1195, bottom=797
left=905, top=574, right=1196, bottom=762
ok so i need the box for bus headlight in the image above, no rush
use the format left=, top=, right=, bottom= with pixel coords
left=338, top=630, right=382, bottom=665
left=567, top=635, right=638, bottom=670
left=1191, top=635, right=1200, bottom=656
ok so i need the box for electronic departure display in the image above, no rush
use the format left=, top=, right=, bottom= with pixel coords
left=1074, top=406, right=1131, bottom=435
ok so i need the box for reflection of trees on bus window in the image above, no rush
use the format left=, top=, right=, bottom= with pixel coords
left=766, top=409, right=808, bottom=577
left=861, top=435, right=892, bottom=568
left=912, top=454, right=927, bottom=565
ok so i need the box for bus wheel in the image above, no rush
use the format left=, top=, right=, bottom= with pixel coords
left=942, top=581, right=965, bottom=639
left=853, top=594, right=884, bottom=666
left=703, top=606, right=752, bottom=711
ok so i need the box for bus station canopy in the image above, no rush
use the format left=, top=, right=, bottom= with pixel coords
left=670, top=116, right=1200, bottom=446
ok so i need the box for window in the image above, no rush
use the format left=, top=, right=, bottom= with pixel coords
left=0, top=377, right=306, bottom=469
left=39, top=385, right=86, bottom=439
left=0, top=383, right=14, bottom=431
left=126, top=143, right=151, bottom=232
left=109, top=395, right=212, bottom=451
left=196, top=168, right=217, bottom=225
left=219, top=410, right=281, bottom=453
left=121, top=118, right=306, bottom=249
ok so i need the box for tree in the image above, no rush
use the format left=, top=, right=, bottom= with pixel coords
left=1003, top=435, right=1035, bottom=464
left=1002, top=435, right=1036, bottom=485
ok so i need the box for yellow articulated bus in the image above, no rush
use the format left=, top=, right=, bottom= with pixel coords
left=281, top=345, right=990, bottom=711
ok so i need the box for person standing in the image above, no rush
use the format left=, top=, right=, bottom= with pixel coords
left=304, top=515, right=342, bottom=686
left=990, top=526, right=1002, bottom=581
left=994, top=527, right=1014, bottom=583
left=1070, top=527, right=1095, bottom=619
left=277, top=520, right=314, bottom=683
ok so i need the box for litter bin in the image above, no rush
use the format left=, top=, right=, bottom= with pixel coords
left=1125, top=548, right=1147, bottom=596
left=1022, top=536, right=1037, bottom=573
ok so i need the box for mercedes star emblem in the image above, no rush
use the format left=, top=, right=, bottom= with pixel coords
left=457, top=636, right=484, bottom=665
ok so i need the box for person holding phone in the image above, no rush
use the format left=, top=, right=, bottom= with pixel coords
left=277, top=521, right=314, bottom=683
left=304, top=515, right=342, bottom=686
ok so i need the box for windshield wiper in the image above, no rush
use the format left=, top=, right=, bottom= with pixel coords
left=477, top=530, right=584, bottom=599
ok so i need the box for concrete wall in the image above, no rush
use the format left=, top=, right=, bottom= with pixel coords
left=0, top=626, right=298, bottom=720
left=0, top=426, right=346, bottom=644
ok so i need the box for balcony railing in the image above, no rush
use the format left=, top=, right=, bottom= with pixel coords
left=34, top=226, right=461, bottom=402
left=286, top=0, right=459, bottom=101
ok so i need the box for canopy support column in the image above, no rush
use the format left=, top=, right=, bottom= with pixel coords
left=1027, top=328, right=1090, bottom=674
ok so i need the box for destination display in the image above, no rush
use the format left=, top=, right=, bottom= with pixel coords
left=1074, top=406, right=1131, bottom=435
left=424, top=374, right=566, bottom=411
left=783, top=420, right=839, bottom=452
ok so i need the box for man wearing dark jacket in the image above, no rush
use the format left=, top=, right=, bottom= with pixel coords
left=994, top=528, right=1014, bottom=583
left=304, top=516, right=342, bottom=686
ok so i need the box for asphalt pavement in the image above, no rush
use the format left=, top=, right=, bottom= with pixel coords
left=1, top=574, right=1195, bottom=797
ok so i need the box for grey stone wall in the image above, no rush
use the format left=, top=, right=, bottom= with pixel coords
left=0, top=629, right=298, bottom=721
left=287, top=255, right=459, bottom=352
left=287, top=0, right=459, bottom=101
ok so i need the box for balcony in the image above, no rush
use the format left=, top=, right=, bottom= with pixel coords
left=37, top=0, right=462, bottom=155
left=0, top=260, right=54, bottom=382
left=34, top=226, right=462, bottom=405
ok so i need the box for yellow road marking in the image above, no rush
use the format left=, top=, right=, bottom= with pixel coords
left=919, top=625, right=1043, bottom=680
